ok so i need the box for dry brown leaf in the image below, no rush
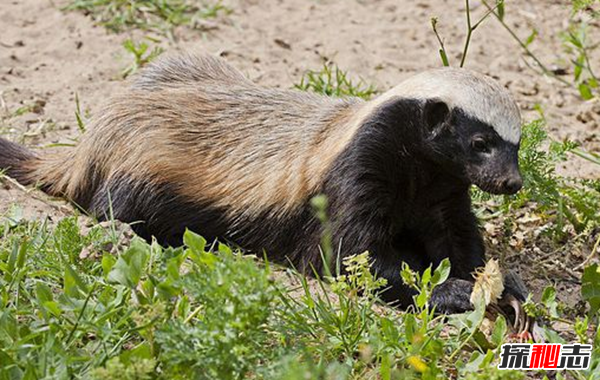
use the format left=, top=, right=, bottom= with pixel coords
left=483, top=222, right=497, bottom=236
left=470, top=259, right=505, bottom=306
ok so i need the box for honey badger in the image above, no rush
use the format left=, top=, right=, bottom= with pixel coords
left=0, top=54, right=525, bottom=313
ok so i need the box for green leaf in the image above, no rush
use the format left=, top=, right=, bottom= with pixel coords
left=491, top=315, right=507, bottom=347
left=472, top=330, right=493, bottom=351
left=43, top=301, right=63, bottom=317
left=416, top=291, right=428, bottom=308
left=568, top=31, right=584, bottom=49
left=497, top=0, right=505, bottom=21
left=579, top=82, right=594, bottom=100
left=439, top=49, right=450, bottom=67
left=462, top=351, right=485, bottom=373
left=16, top=239, right=28, bottom=269
left=380, top=353, right=392, bottom=380
left=0, top=350, right=21, bottom=379
left=400, top=263, right=416, bottom=288
left=582, top=263, right=600, bottom=315
left=431, top=258, right=451, bottom=287
left=6, top=240, right=19, bottom=281
left=74, top=93, right=86, bottom=132
left=524, top=29, right=538, bottom=47
left=421, top=267, right=432, bottom=286
left=120, top=342, right=153, bottom=365
left=218, top=242, right=233, bottom=255
left=574, top=55, right=584, bottom=81
left=183, top=229, right=206, bottom=253
left=64, top=264, right=89, bottom=298
left=35, top=283, right=53, bottom=303
left=541, top=286, right=559, bottom=318
left=107, top=238, right=150, bottom=288
left=481, top=349, right=495, bottom=367
left=405, top=313, right=417, bottom=342
left=466, top=298, right=486, bottom=331
left=102, top=253, right=117, bottom=277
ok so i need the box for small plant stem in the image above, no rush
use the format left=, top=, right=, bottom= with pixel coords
left=481, top=0, right=571, bottom=86
left=582, top=43, right=599, bottom=83
left=572, top=147, right=600, bottom=166
left=460, top=0, right=473, bottom=68
left=184, top=304, right=204, bottom=324
left=431, top=18, right=450, bottom=66
left=455, top=0, right=503, bottom=67
left=449, top=325, right=480, bottom=361
left=574, top=233, right=600, bottom=270
left=65, top=282, right=98, bottom=345
left=472, top=3, right=503, bottom=30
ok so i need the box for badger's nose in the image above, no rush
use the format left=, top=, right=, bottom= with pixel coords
left=502, top=176, right=523, bottom=194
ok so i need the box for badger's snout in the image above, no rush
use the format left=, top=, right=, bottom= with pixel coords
left=479, top=171, right=523, bottom=195
left=500, top=175, right=523, bottom=194
left=472, top=165, right=523, bottom=195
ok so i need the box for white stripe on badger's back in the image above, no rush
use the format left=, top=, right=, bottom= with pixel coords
left=372, top=67, right=521, bottom=144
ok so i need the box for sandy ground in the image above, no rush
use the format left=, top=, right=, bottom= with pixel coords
left=0, top=0, right=599, bottom=305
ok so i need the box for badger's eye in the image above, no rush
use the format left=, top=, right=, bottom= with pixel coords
left=472, top=138, right=490, bottom=153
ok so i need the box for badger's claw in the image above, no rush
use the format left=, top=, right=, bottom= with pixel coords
left=490, top=292, right=540, bottom=342
left=484, top=271, right=543, bottom=342
left=508, top=294, right=524, bottom=332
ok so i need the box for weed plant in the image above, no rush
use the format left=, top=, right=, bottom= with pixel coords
left=295, top=63, right=377, bottom=100
left=64, top=0, right=231, bottom=35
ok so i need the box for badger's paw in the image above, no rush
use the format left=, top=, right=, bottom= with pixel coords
left=429, top=277, right=474, bottom=314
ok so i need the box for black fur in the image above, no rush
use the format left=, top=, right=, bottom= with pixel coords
left=83, top=162, right=504, bottom=314
left=87, top=175, right=231, bottom=246
left=319, top=98, right=489, bottom=311
left=85, top=174, right=324, bottom=270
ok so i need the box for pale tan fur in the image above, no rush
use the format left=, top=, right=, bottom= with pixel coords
left=30, top=54, right=363, bottom=220
left=27, top=54, right=520, bottom=220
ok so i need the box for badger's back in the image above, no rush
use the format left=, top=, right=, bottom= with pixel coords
left=7, top=53, right=363, bottom=260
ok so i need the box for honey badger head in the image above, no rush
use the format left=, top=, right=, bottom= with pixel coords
left=380, top=67, right=523, bottom=194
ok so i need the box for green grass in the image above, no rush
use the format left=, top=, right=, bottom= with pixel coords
left=295, top=63, right=377, bottom=100
left=121, top=38, right=164, bottom=79
left=0, top=214, right=518, bottom=379
left=1, top=205, right=599, bottom=379
left=293, top=62, right=600, bottom=378
left=64, top=0, right=231, bottom=35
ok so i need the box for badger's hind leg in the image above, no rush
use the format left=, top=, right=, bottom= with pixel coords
left=88, top=175, right=226, bottom=247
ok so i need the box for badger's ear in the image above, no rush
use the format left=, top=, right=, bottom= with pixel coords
left=423, top=99, right=450, bottom=131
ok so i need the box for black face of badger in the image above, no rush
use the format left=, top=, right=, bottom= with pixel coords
left=423, top=101, right=522, bottom=195
left=0, top=55, right=526, bottom=316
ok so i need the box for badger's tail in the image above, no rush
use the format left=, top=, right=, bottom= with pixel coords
left=0, top=137, right=76, bottom=197
left=0, top=137, right=40, bottom=186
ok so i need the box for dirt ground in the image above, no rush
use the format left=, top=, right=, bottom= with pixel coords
left=1, top=0, right=599, bottom=306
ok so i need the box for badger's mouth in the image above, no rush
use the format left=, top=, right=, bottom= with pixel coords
left=475, top=176, right=523, bottom=195
left=470, top=168, right=523, bottom=195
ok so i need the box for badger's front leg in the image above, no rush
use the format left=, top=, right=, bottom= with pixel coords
left=420, top=192, right=531, bottom=320
left=407, top=191, right=486, bottom=313
left=423, top=192, right=487, bottom=282
left=330, top=189, right=485, bottom=312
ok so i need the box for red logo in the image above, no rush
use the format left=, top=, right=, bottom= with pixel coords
left=498, top=343, right=592, bottom=370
